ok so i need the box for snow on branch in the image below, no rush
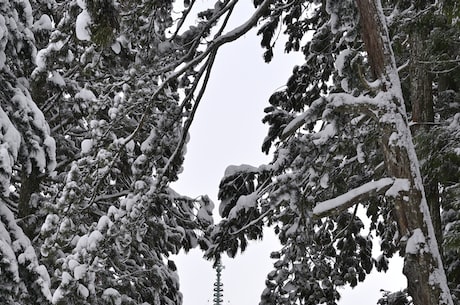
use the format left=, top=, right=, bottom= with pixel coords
left=281, top=92, right=388, bottom=140
left=312, top=177, right=394, bottom=218
left=280, top=97, right=326, bottom=140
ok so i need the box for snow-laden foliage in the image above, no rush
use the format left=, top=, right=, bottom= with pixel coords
left=0, top=0, right=245, bottom=303
left=30, top=0, right=224, bottom=303
left=0, top=0, right=56, bottom=303
left=207, top=1, right=459, bottom=305
left=0, top=0, right=458, bottom=304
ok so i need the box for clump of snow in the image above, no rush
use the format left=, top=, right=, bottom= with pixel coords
left=140, top=130, right=157, bottom=154
left=61, top=271, right=73, bottom=285
left=335, top=48, right=353, bottom=77
left=0, top=202, right=53, bottom=301
left=197, top=195, right=214, bottom=224
left=75, top=235, right=88, bottom=252
left=111, top=41, right=121, bottom=54
left=108, top=205, right=121, bottom=220
left=34, top=40, right=65, bottom=74
left=320, top=173, right=329, bottom=188
left=78, top=284, right=89, bottom=298
left=405, top=228, right=427, bottom=254
left=11, top=84, right=56, bottom=173
left=312, top=123, right=336, bottom=146
left=87, top=230, right=103, bottom=251
left=228, top=192, right=258, bottom=219
left=108, top=107, right=118, bottom=120
left=356, top=143, right=365, bottom=163
left=44, top=136, right=56, bottom=172
left=73, top=264, right=87, bottom=280
left=0, top=240, right=19, bottom=282
left=97, top=215, right=113, bottom=232
left=68, top=259, right=79, bottom=271
left=75, top=88, right=96, bottom=101
left=76, top=9, right=92, bottom=41
left=52, top=287, right=65, bottom=304
left=0, top=107, right=21, bottom=195
left=223, top=164, right=259, bottom=177
left=325, top=0, right=356, bottom=35
left=48, top=71, right=65, bottom=87
left=33, top=14, right=53, bottom=31
left=385, top=178, right=410, bottom=197
left=17, top=245, right=35, bottom=264
left=102, top=288, right=122, bottom=305
left=81, top=139, right=93, bottom=154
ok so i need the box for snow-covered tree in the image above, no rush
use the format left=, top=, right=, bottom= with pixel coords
left=29, top=0, right=224, bottom=304
left=1, top=0, right=458, bottom=304
left=0, top=0, right=283, bottom=304
left=206, top=1, right=459, bottom=305
left=0, top=0, right=56, bottom=303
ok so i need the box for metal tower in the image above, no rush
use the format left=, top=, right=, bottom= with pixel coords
left=213, top=260, right=224, bottom=305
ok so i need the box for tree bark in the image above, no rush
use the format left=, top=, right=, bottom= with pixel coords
left=355, top=1, right=453, bottom=304
left=408, top=20, right=443, bottom=256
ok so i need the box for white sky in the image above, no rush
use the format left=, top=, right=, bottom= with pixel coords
left=172, top=2, right=406, bottom=305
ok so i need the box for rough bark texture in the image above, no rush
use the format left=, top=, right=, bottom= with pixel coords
left=410, top=32, right=434, bottom=130
left=409, top=23, right=443, bottom=255
left=355, top=1, right=453, bottom=305
left=356, top=0, right=388, bottom=79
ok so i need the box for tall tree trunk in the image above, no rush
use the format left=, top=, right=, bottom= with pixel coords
left=355, top=0, right=453, bottom=304
left=409, top=20, right=443, bottom=256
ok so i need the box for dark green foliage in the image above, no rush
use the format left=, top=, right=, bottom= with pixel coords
left=208, top=1, right=460, bottom=305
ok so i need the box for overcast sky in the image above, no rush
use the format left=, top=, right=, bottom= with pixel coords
left=171, top=2, right=406, bottom=305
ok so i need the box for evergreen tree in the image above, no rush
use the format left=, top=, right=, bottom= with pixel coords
left=0, top=0, right=280, bottom=304
left=1, top=0, right=458, bottom=304
left=206, top=1, right=459, bottom=305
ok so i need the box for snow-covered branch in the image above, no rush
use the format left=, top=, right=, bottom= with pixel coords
left=280, top=97, right=325, bottom=140
left=312, top=178, right=394, bottom=218
left=122, top=0, right=271, bottom=146
left=281, top=92, right=383, bottom=140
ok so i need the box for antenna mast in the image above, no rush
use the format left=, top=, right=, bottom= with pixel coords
left=213, top=260, right=224, bottom=305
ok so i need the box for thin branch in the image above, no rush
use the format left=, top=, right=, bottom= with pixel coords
left=397, top=59, right=410, bottom=72
left=158, top=0, right=238, bottom=74
left=417, top=58, right=460, bottom=64
left=158, top=50, right=217, bottom=187
left=229, top=207, right=274, bottom=235
left=125, top=0, right=271, bottom=146
left=85, top=0, right=271, bottom=209
left=93, top=190, right=130, bottom=203
left=170, top=0, right=197, bottom=41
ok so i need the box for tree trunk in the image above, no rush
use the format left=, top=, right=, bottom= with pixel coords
left=408, top=21, right=443, bottom=256
left=17, top=170, right=41, bottom=240
left=355, top=0, right=453, bottom=304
